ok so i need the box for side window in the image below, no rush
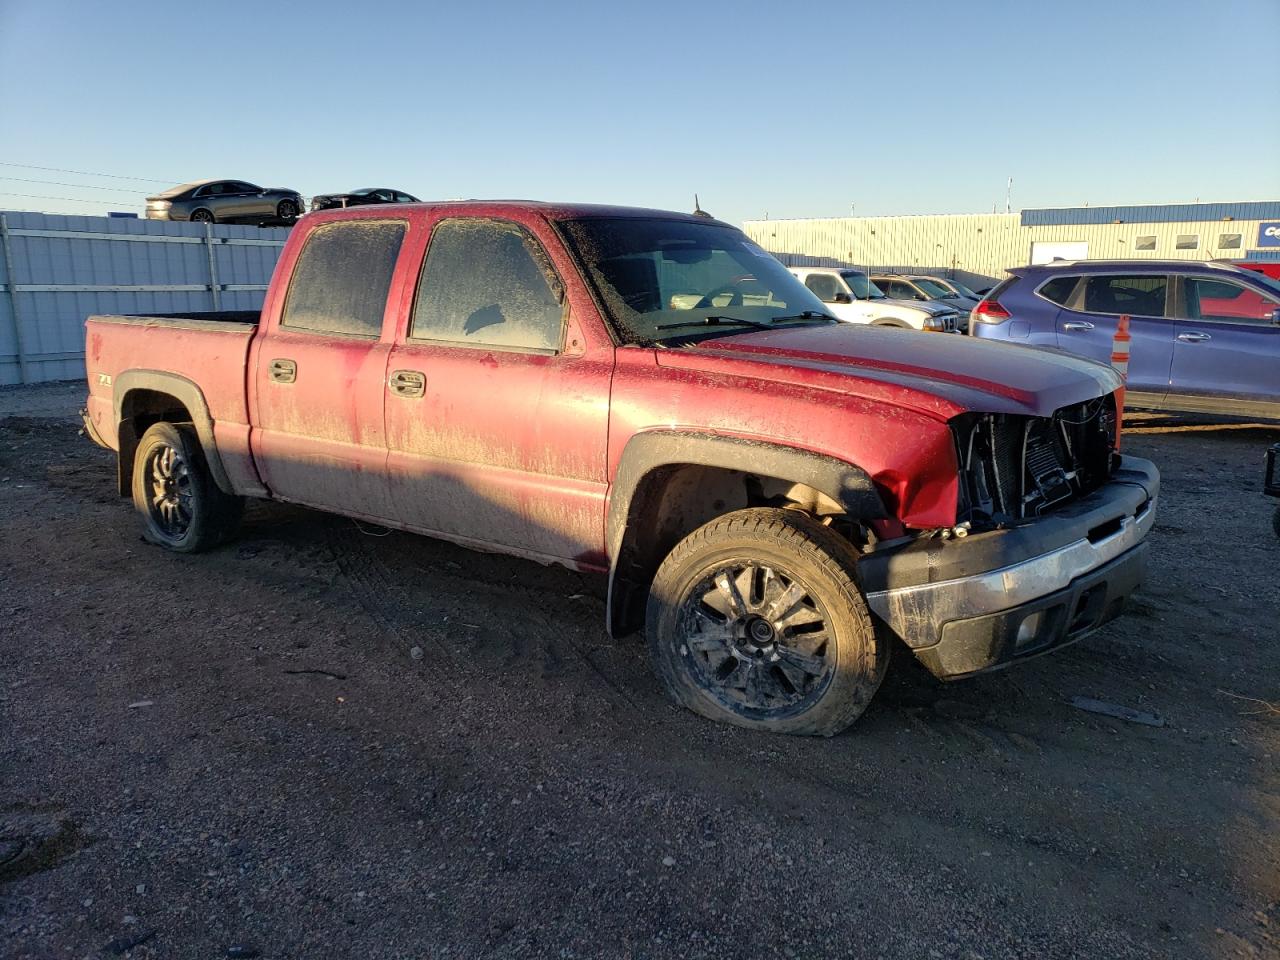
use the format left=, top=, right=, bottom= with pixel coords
left=1082, top=275, right=1168, bottom=317
left=1038, top=275, right=1079, bottom=306
left=804, top=274, right=840, bottom=302
left=1184, top=277, right=1278, bottom=324
left=410, top=218, right=565, bottom=352
left=281, top=221, right=406, bottom=337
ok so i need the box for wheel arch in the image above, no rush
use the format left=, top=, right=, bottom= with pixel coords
left=606, top=431, right=888, bottom=637
left=113, top=370, right=234, bottom=497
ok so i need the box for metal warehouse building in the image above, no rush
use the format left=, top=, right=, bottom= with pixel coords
left=743, top=200, right=1280, bottom=290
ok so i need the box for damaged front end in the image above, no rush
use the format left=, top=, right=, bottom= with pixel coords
left=952, top=394, right=1119, bottom=530
left=859, top=390, right=1158, bottom=679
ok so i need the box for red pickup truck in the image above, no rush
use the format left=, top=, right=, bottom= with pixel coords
left=83, top=201, right=1159, bottom=736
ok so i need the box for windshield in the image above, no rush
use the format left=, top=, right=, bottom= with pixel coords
left=944, top=279, right=978, bottom=298
left=840, top=271, right=886, bottom=299
left=914, top=278, right=956, bottom=299
left=559, top=218, right=833, bottom=343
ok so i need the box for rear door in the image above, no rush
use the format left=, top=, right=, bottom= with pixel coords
left=1168, top=275, right=1280, bottom=415
left=1053, top=273, right=1174, bottom=404
left=249, top=217, right=410, bottom=518
left=382, top=214, right=613, bottom=567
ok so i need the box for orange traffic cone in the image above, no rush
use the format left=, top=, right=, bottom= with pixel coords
left=1111, top=313, right=1131, bottom=427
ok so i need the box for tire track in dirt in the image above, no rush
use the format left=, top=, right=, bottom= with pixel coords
left=323, top=524, right=462, bottom=684
left=321, top=522, right=653, bottom=723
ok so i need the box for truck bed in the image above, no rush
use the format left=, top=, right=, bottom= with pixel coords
left=84, top=311, right=260, bottom=460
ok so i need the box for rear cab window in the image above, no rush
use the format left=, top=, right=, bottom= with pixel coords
left=281, top=220, right=407, bottom=337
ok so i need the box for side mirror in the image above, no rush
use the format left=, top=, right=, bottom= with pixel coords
left=833, top=292, right=853, bottom=304
left=1272, top=308, right=1280, bottom=326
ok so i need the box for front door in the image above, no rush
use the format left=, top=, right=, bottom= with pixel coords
left=250, top=218, right=410, bottom=518
left=383, top=215, right=612, bottom=567
left=1168, top=275, right=1280, bottom=416
left=1054, top=273, right=1175, bottom=404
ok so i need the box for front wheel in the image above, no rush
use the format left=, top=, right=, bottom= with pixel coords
left=277, top=199, right=298, bottom=221
left=131, top=422, right=243, bottom=553
left=646, top=508, right=886, bottom=736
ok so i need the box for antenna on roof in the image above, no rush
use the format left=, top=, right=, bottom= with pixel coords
left=693, top=194, right=713, bottom=219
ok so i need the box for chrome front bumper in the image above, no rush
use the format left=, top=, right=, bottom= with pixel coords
left=859, top=456, right=1159, bottom=677
left=867, top=495, right=1156, bottom=649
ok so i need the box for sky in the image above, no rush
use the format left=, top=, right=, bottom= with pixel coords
left=1, top=0, right=1277, bottom=227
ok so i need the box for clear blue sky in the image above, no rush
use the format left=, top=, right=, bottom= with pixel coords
left=2, top=0, right=1277, bottom=226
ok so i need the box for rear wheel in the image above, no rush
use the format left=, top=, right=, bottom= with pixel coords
left=277, top=199, right=298, bottom=221
left=646, top=508, right=886, bottom=736
left=131, top=422, right=243, bottom=552
left=191, top=209, right=214, bottom=224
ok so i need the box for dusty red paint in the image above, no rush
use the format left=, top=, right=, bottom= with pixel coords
left=83, top=200, right=1118, bottom=568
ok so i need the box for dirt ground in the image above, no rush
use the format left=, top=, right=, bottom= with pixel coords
left=1, top=380, right=1277, bottom=960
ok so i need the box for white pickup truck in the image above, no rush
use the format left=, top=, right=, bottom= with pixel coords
left=789, top=267, right=963, bottom=333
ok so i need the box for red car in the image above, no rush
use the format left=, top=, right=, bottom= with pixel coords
left=1226, top=259, right=1280, bottom=281
left=82, top=201, right=1158, bottom=736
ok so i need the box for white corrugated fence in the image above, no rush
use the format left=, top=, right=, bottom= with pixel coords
left=0, top=212, right=290, bottom=385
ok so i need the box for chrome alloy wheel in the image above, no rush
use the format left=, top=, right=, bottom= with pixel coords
left=146, top=442, right=193, bottom=539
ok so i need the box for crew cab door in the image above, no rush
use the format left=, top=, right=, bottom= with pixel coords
left=1053, top=273, right=1175, bottom=405
left=249, top=217, right=410, bottom=518
left=383, top=214, right=613, bottom=567
left=1168, top=274, right=1280, bottom=416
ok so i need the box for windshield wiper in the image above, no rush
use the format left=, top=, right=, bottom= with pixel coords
left=655, top=315, right=774, bottom=332
left=771, top=311, right=836, bottom=324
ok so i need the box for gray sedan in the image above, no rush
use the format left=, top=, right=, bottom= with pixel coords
left=145, top=179, right=304, bottom=224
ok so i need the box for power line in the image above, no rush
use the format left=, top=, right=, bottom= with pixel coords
left=0, top=160, right=175, bottom=184
left=0, top=176, right=150, bottom=194
left=0, top=192, right=138, bottom=206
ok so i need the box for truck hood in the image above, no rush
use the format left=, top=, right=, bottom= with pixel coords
left=660, top=324, right=1120, bottom=420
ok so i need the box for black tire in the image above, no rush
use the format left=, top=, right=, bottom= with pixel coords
left=1273, top=506, right=1280, bottom=539
left=646, top=508, right=887, bottom=737
left=191, top=209, right=214, bottom=224
left=131, top=422, right=243, bottom=553
left=277, top=199, right=298, bottom=221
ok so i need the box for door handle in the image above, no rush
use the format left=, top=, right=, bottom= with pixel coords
left=269, top=358, right=297, bottom=383
left=1177, top=332, right=1211, bottom=343
left=389, top=369, right=425, bottom=398
left=1062, top=321, right=1095, bottom=331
